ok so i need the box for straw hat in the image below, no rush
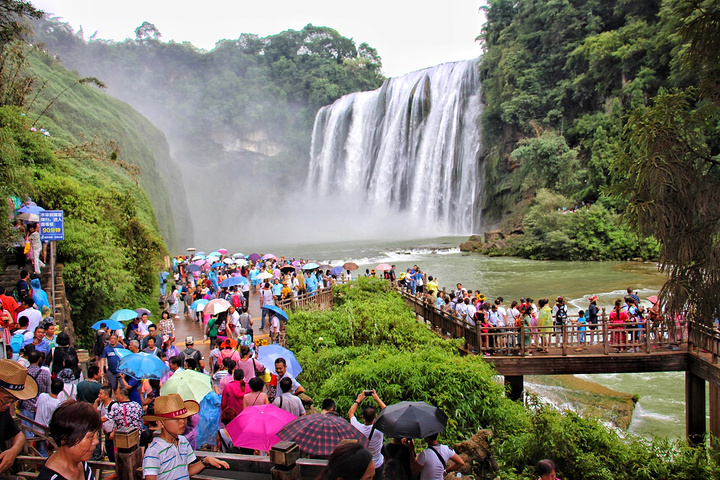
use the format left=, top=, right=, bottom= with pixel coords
left=143, top=393, right=199, bottom=421
left=0, top=359, right=38, bottom=400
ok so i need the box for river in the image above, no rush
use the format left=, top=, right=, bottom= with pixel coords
left=229, top=235, right=683, bottom=438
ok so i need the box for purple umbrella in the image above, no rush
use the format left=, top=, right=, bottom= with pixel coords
left=248, top=253, right=261, bottom=262
left=262, top=254, right=277, bottom=260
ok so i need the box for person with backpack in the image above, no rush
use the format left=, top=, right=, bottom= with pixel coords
left=94, top=323, right=110, bottom=360
left=178, top=337, right=204, bottom=372
left=382, top=438, right=415, bottom=480
left=410, top=433, right=465, bottom=480
left=10, top=316, right=32, bottom=357
left=552, top=297, right=568, bottom=345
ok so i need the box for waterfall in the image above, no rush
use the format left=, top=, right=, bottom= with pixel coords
left=307, top=59, right=484, bottom=235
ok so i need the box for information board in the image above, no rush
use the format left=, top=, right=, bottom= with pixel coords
left=39, top=210, right=64, bottom=241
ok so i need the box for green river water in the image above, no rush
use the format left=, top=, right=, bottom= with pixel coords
left=226, top=235, right=684, bottom=439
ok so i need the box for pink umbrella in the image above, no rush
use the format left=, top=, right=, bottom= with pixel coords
left=226, top=404, right=297, bottom=452
left=218, top=248, right=228, bottom=255
left=376, top=263, right=392, bottom=271
left=204, top=298, right=231, bottom=316
left=647, top=295, right=659, bottom=304
left=193, top=259, right=207, bottom=266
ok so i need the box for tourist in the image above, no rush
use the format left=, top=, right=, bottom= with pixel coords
left=348, top=389, right=386, bottom=480
left=19, top=296, right=42, bottom=333
left=0, top=360, right=36, bottom=470
left=321, top=398, right=339, bottom=416
left=137, top=313, right=152, bottom=340
left=609, top=299, right=628, bottom=352
left=168, top=286, right=180, bottom=319
left=95, top=386, right=116, bottom=461
left=37, top=401, right=102, bottom=480
left=576, top=310, right=587, bottom=349
left=213, top=358, right=234, bottom=394
left=260, top=282, right=274, bottom=331
left=275, top=358, right=304, bottom=395
left=158, top=310, right=175, bottom=338
left=27, top=223, right=44, bottom=274
left=23, top=326, right=50, bottom=355
left=272, top=377, right=305, bottom=416
left=108, top=386, right=143, bottom=433
left=20, top=350, right=51, bottom=435
left=243, top=377, right=269, bottom=408
left=218, top=338, right=241, bottom=365
left=57, top=356, right=83, bottom=401
left=142, top=394, right=229, bottom=480
left=409, top=433, right=465, bottom=480
left=76, top=364, right=102, bottom=404
left=221, top=368, right=248, bottom=414
left=178, top=337, right=204, bottom=372
left=587, top=295, right=599, bottom=344
left=535, top=459, right=559, bottom=480
left=237, top=345, right=264, bottom=382
left=552, top=297, right=568, bottom=344
left=537, top=299, right=552, bottom=353
left=100, top=334, right=123, bottom=390
left=381, top=437, right=415, bottom=480
left=142, top=337, right=161, bottom=357
left=317, top=442, right=375, bottom=480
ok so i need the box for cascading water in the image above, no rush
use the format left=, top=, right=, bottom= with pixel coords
left=307, top=59, right=484, bottom=235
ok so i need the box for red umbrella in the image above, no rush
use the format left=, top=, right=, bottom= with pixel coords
left=277, top=413, right=369, bottom=456
left=343, top=262, right=359, bottom=271
left=226, top=404, right=297, bottom=452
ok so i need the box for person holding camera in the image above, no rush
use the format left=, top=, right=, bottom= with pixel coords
left=348, top=389, right=386, bottom=480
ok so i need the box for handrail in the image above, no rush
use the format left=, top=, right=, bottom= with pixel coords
left=395, top=287, right=704, bottom=357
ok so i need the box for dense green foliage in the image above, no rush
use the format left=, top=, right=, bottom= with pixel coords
left=0, top=39, right=182, bottom=344
left=476, top=0, right=703, bottom=259
left=289, top=278, right=720, bottom=479
left=500, top=189, right=658, bottom=261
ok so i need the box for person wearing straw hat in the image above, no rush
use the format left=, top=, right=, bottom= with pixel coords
left=0, top=359, right=38, bottom=472
left=142, top=394, right=228, bottom=480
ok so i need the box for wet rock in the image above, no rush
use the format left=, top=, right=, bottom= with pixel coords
left=484, top=230, right=504, bottom=242
left=450, top=429, right=498, bottom=479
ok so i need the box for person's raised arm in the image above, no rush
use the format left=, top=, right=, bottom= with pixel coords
left=348, top=391, right=365, bottom=419
left=0, top=430, right=25, bottom=473
left=371, top=390, right=386, bottom=410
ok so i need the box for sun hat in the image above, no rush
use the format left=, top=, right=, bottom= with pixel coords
left=0, top=359, right=39, bottom=400
left=142, top=393, right=199, bottom=421
left=221, top=338, right=237, bottom=349
left=185, top=336, right=194, bottom=345
left=589, top=295, right=598, bottom=302
left=557, top=296, right=564, bottom=303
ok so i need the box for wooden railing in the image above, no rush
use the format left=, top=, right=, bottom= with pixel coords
left=275, top=286, right=334, bottom=310
left=688, top=320, right=720, bottom=364
left=398, top=288, right=691, bottom=356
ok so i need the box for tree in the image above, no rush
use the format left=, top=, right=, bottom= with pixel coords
left=135, top=21, right=161, bottom=42
left=0, top=0, right=42, bottom=46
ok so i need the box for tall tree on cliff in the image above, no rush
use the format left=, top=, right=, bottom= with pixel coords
left=612, top=0, right=720, bottom=325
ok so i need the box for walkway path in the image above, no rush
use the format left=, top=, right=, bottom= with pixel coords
left=172, top=288, right=270, bottom=361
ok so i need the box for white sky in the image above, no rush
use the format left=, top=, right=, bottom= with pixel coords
left=31, top=0, right=486, bottom=78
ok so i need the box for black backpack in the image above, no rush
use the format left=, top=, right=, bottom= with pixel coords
left=555, top=305, right=567, bottom=325
left=93, top=331, right=109, bottom=357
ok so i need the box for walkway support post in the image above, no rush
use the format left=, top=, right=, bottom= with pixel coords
left=686, top=371, right=706, bottom=445
left=709, top=382, right=720, bottom=449
left=505, top=375, right=523, bottom=401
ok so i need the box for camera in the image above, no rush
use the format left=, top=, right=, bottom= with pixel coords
left=364, top=390, right=374, bottom=396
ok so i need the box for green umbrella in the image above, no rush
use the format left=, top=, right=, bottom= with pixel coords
left=160, top=369, right=212, bottom=401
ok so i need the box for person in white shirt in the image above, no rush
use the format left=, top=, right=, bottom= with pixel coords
left=348, top=390, right=386, bottom=480
left=495, top=298, right=508, bottom=352
left=272, top=377, right=305, bottom=417
left=410, top=433, right=464, bottom=480
left=464, top=298, right=477, bottom=324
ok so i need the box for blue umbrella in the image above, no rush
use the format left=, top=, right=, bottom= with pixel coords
left=17, top=204, right=45, bottom=215
left=118, top=353, right=169, bottom=380
left=220, top=276, right=249, bottom=288
left=91, top=319, right=125, bottom=330
left=208, top=251, right=222, bottom=258
left=191, top=299, right=209, bottom=311
left=110, top=309, right=139, bottom=322
left=302, top=262, right=319, bottom=270
left=186, top=264, right=201, bottom=273
left=330, top=266, right=344, bottom=276
left=211, top=262, right=225, bottom=269
left=262, top=305, right=288, bottom=322
left=115, top=348, right=133, bottom=358
left=195, top=251, right=206, bottom=256
left=257, top=344, right=302, bottom=377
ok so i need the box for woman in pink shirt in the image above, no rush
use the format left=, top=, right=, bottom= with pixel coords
left=221, top=369, right=250, bottom=413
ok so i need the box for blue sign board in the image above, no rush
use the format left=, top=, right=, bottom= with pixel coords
left=39, top=210, right=64, bottom=241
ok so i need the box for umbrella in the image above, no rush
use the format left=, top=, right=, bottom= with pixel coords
left=376, top=263, right=392, bottom=271
left=211, top=262, right=225, bottom=269
left=343, top=262, right=359, bottom=271
left=196, top=251, right=206, bottom=256
left=17, top=205, right=45, bottom=221
left=135, top=308, right=152, bottom=317
left=280, top=265, right=296, bottom=273
left=302, top=262, right=319, bottom=270
left=186, top=247, right=197, bottom=252
left=190, top=299, right=209, bottom=311
left=330, top=266, right=344, bottom=276
left=192, top=255, right=206, bottom=261
left=257, top=272, right=274, bottom=280
left=208, top=251, right=222, bottom=258
left=217, top=249, right=228, bottom=255
left=235, top=259, right=248, bottom=267
left=262, top=254, right=277, bottom=260
left=118, top=353, right=169, bottom=380
left=91, top=319, right=125, bottom=330
left=206, top=256, right=220, bottom=263
left=115, top=348, right=133, bottom=358
left=186, top=264, right=201, bottom=273
left=227, top=404, right=297, bottom=452
left=647, top=295, right=659, bottom=304
left=248, top=253, right=261, bottom=262
left=220, top=276, right=249, bottom=288
left=160, top=369, right=213, bottom=401
left=277, top=414, right=368, bottom=456
left=110, top=309, right=138, bottom=322
left=233, top=253, right=245, bottom=259
left=257, top=344, right=301, bottom=376
left=318, top=264, right=333, bottom=271
left=204, top=298, right=231, bottom=316
left=223, top=258, right=235, bottom=265
left=373, top=401, right=448, bottom=439
left=261, top=305, right=288, bottom=323
left=193, top=260, right=207, bottom=266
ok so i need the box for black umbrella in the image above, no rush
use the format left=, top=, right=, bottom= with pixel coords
left=374, top=401, right=448, bottom=439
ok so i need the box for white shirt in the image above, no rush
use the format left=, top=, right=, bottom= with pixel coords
left=417, top=444, right=455, bottom=480
left=138, top=320, right=151, bottom=335
left=350, top=417, right=383, bottom=467
left=496, top=306, right=507, bottom=327
left=35, top=393, right=62, bottom=427
left=20, top=308, right=42, bottom=333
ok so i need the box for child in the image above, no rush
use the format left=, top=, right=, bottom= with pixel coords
left=142, top=394, right=229, bottom=480
left=576, top=310, right=587, bottom=350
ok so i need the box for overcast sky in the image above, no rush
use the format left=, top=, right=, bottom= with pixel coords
left=31, top=0, right=486, bottom=78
